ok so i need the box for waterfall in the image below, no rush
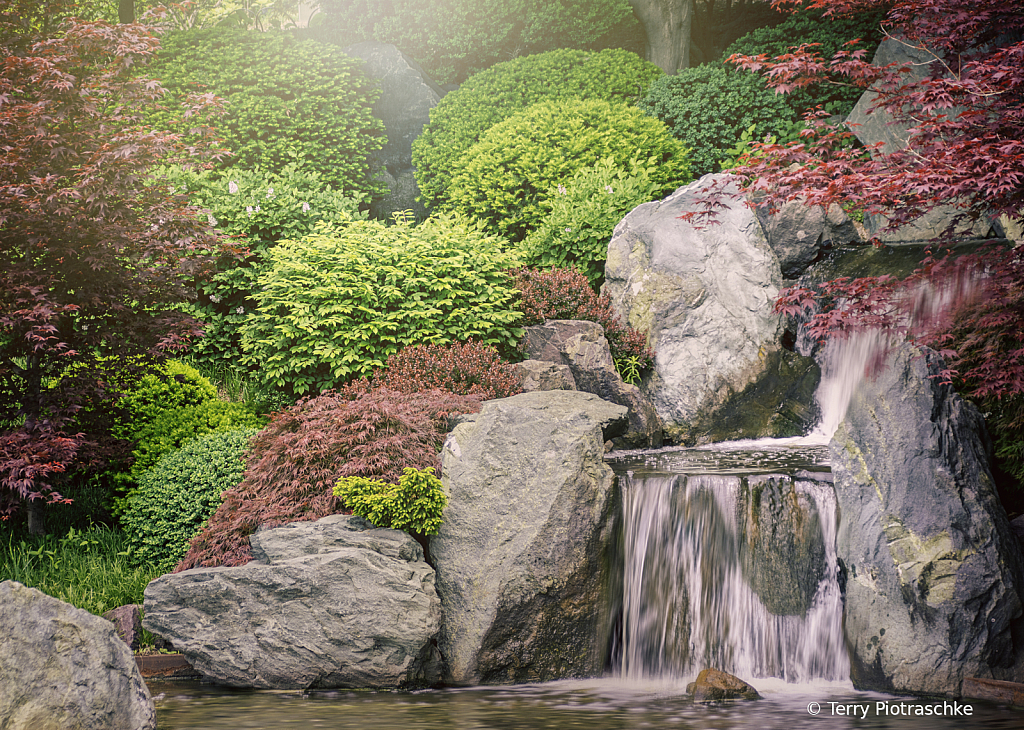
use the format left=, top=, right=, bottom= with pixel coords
left=617, top=468, right=848, bottom=683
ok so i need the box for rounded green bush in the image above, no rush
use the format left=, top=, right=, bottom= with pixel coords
left=240, top=214, right=522, bottom=395
left=444, top=98, right=690, bottom=241
left=146, top=27, right=385, bottom=199
left=639, top=62, right=799, bottom=177
left=122, top=428, right=259, bottom=571
left=113, top=360, right=217, bottom=441
left=334, top=467, right=447, bottom=535
left=518, top=157, right=662, bottom=285
left=412, top=48, right=664, bottom=209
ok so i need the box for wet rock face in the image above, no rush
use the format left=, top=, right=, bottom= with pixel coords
left=739, top=476, right=827, bottom=617
left=0, top=581, right=156, bottom=730
left=432, top=390, right=628, bottom=685
left=830, top=344, right=1024, bottom=695
left=144, top=515, right=442, bottom=690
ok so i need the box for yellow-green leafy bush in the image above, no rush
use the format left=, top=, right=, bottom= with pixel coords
left=334, top=467, right=447, bottom=535
left=443, top=98, right=690, bottom=241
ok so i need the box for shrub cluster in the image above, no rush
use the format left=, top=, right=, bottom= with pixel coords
left=146, top=27, right=385, bottom=198
left=175, top=389, right=485, bottom=570
left=109, top=360, right=217, bottom=442
left=334, top=467, right=447, bottom=535
left=412, top=48, right=664, bottom=209
left=315, top=0, right=636, bottom=85
left=444, top=98, right=690, bottom=241
left=512, top=267, right=653, bottom=383
left=239, top=215, right=522, bottom=395
left=121, top=428, right=258, bottom=571
left=519, top=157, right=662, bottom=285
left=370, top=341, right=523, bottom=400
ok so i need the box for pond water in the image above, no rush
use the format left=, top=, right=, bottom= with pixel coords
left=149, top=677, right=1024, bottom=729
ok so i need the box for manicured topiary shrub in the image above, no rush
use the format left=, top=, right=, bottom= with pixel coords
left=518, top=157, right=662, bottom=285
left=175, top=388, right=485, bottom=570
left=160, top=164, right=366, bottom=372
left=315, top=0, right=636, bottom=85
left=412, top=48, right=664, bottom=209
left=443, top=99, right=690, bottom=241
left=112, top=360, right=217, bottom=441
left=639, top=61, right=799, bottom=178
left=239, top=214, right=522, bottom=395
left=512, top=267, right=654, bottom=384
left=334, top=467, right=447, bottom=535
left=122, top=428, right=259, bottom=571
left=146, top=28, right=384, bottom=198
left=370, top=341, right=523, bottom=400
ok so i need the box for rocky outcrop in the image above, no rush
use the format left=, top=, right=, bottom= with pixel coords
left=343, top=42, right=441, bottom=222
left=522, top=320, right=662, bottom=447
left=687, top=667, right=761, bottom=701
left=603, top=173, right=783, bottom=442
left=0, top=581, right=156, bottom=730
left=830, top=343, right=1024, bottom=695
left=143, top=515, right=441, bottom=689
left=102, top=604, right=145, bottom=652
left=432, top=390, right=627, bottom=684
left=758, top=199, right=861, bottom=278
left=515, top=358, right=576, bottom=392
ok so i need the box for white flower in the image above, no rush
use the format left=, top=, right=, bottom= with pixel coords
left=557, top=184, right=567, bottom=195
left=229, top=181, right=239, bottom=194
left=266, top=187, right=274, bottom=198
left=235, top=306, right=245, bottom=315
left=255, top=205, right=261, bottom=213
left=246, top=205, right=254, bottom=217
left=209, top=294, right=222, bottom=303
left=565, top=227, right=572, bottom=233
left=302, top=202, right=310, bottom=213
left=207, top=213, right=217, bottom=226
left=168, top=185, right=176, bottom=195
left=81, top=324, right=89, bottom=332
left=605, top=185, right=614, bottom=194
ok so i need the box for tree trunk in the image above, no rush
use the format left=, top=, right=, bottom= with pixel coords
left=118, top=0, right=135, bottom=24
left=26, top=498, right=46, bottom=536
left=629, top=0, right=694, bottom=73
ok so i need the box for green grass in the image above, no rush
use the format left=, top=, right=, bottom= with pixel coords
left=0, top=524, right=165, bottom=616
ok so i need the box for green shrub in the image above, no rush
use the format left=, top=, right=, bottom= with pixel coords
left=639, top=61, right=800, bottom=178
left=334, top=467, right=447, bottom=535
left=121, top=428, right=259, bottom=571
left=412, top=48, right=664, bottom=209
left=112, top=360, right=217, bottom=441
left=159, top=164, right=366, bottom=372
left=315, top=0, right=636, bottom=85
left=128, top=400, right=268, bottom=481
left=240, top=215, right=522, bottom=395
left=519, top=157, right=661, bottom=285
left=444, top=98, right=690, bottom=241
left=146, top=27, right=385, bottom=198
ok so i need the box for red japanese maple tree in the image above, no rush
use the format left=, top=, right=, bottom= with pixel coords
left=0, top=2, right=231, bottom=532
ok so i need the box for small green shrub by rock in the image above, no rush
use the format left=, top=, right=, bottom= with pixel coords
left=639, top=61, right=799, bottom=178
left=146, top=27, right=385, bottom=198
left=334, top=467, right=447, bottom=535
left=121, top=428, right=259, bottom=571
left=240, top=215, right=522, bottom=395
left=444, top=98, right=690, bottom=241
left=412, top=48, right=664, bottom=209
left=519, top=157, right=662, bottom=285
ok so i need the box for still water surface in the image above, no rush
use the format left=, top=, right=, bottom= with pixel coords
left=150, top=677, right=1024, bottom=730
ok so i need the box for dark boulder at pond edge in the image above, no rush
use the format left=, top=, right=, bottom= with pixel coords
left=432, top=390, right=627, bottom=684
left=0, top=580, right=156, bottom=730
left=143, top=515, right=441, bottom=689
left=687, top=667, right=761, bottom=701
left=830, top=343, right=1024, bottom=695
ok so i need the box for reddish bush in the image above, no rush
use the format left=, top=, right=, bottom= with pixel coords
left=511, top=267, right=654, bottom=374
left=175, top=388, right=484, bottom=570
left=370, top=341, right=523, bottom=400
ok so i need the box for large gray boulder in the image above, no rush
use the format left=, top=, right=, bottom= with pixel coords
left=603, top=173, right=783, bottom=442
left=143, top=515, right=441, bottom=689
left=758, top=199, right=862, bottom=278
left=432, top=390, right=627, bottom=684
left=830, top=343, right=1024, bottom=695
left=0, top=581, right=156, bottom=730
left=522, top=320, right=662, bottom=447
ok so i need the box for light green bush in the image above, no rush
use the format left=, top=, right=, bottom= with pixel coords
left=639, top=62, right=799, bottom=177
left=334, top=467, right=447, bottom=535
left=518, top=158, right=662, bottom=285
left=146, top=27, right=385, bottom=198
left=240, top=215, right=522, bottom=395
left=113, top=360, right=217, bottom=441
left=443, top=98, right=690, bottom=241
left=412, top=48, right=663, bottom=209
left=121, top=428, right=259, bottom=571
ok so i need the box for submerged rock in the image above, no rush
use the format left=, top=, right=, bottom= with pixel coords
left=143, top=515, right=441, bottom=689
left=0, top=581, right=156, bottom=730
left=432, top=390, right=627, bottom=684
left=687, top=667, right=761, bottom=701
left=830, top=343, right=1024, bottom=695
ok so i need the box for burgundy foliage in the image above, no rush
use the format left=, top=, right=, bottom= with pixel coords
left=369, top=341, right=524, bottom=400
left=0, top=3, right=232, bottom=524
left=175, top=388, right=485, bottom=570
